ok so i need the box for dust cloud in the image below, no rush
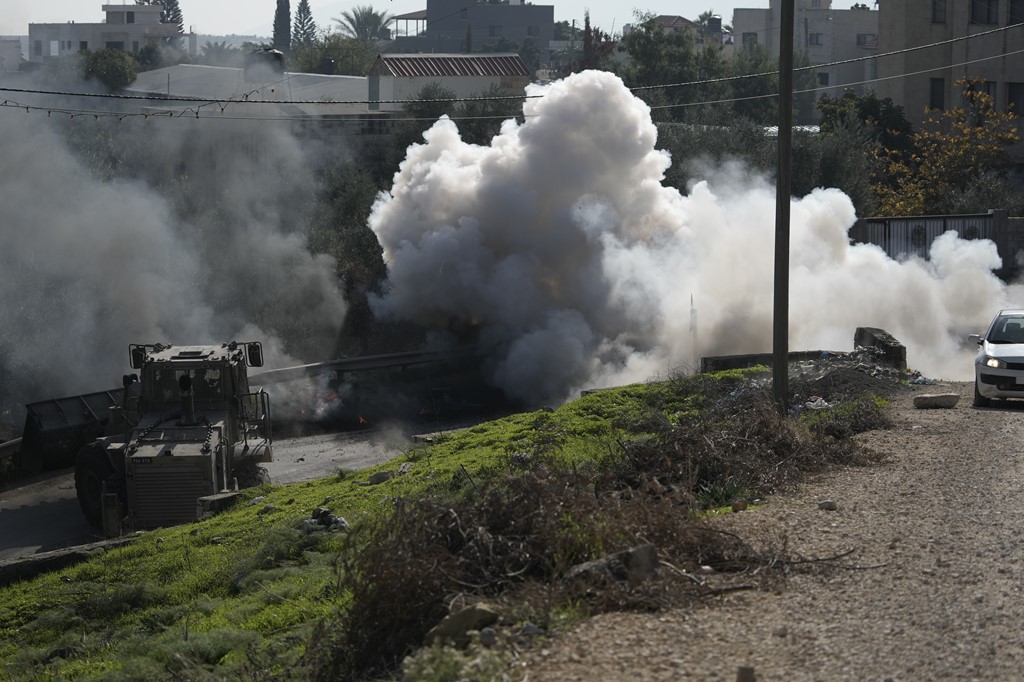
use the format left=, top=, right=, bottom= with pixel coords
left=0, top=91, right=347, bottom=425
left=369, top=69, right=1021, bottom=406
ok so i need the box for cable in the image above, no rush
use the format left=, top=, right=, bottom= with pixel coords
left=650, top=47, right=1024, bottom=111
left=4, top=21, right=1022, bottom=109
left=4, top=25, right=1023, bottom=123
left=632, top=21, right=1024, bottom=93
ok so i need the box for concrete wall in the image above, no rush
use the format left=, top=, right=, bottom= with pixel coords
left=417, top=0, right=554, bottom=54
left=0, top=40, right=21, bottom=72
left=374, top=73, right=528, bottom=111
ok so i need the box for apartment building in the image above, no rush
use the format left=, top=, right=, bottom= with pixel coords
left=390, top=0, right=554, bottom=60
left=876, top=0, right=1024, bottom=124
left=28, top=3, right=179, bottom=63
left=732, top=0, right=879, bottom=99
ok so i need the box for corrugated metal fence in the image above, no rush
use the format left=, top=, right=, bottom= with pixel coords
left=853, top=214, right=994, bottom=260
left=850, top=210, right=1018, bottom=277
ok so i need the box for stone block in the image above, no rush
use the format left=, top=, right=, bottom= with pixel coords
left=913, top=393, right=960, bottom=409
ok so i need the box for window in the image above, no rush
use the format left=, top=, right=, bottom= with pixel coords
left=488, top=25, right=502, bottom=37
left=811, top=0, right=821, bottom=6
left=132, top=41, right=139, bottom=53
left=929, top=77, right=945, bottom=110
left=971, top=0, right=998, bottom=24
left=808, top=32, right=823, bottom=45
left=527, top=25, right=540, bottom=37
left=49, top=40, right=59, bottom=56
left=818, top=72, right=830, bottom=86
left=80, top=41, right=88, bottom=51
left=126, top=11, right=135, bottom=24
left=932, top=0, right=946, bottom=22
left=1011, top=0, right=1024, bottom=24
left=742, top=32, right=758, bottom=45
left=1008, top=82, right=1024, bottom=115
left=856, top=33, right=877, bottom=47
left=106, top=41, right=125, bottom=51
left=33, top=40, right=41, bottom=56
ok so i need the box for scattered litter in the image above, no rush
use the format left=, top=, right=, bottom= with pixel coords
left=805, top=396, right=830, bottom=410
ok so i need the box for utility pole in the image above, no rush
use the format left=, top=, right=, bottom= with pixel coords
left=773, top=0, right=795, bottom=411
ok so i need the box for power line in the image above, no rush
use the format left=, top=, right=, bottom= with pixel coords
left=4, top=21, right=1022, bottom=110
left=3, top=24, right=1022, bottom=124
left=650, top=47, right=1024, bottom=111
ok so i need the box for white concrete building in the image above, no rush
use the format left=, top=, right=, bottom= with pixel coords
left=368, top=53, right=531, bottom=112
left=28, top=4, right=179, bottom=63
left=732, top=0, right=879, bottom=99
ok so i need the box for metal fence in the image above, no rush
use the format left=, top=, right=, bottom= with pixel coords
left=852, top=213, right=996, bottom=261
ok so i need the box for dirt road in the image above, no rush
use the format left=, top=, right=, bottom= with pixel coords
left=520, top=381, right=1024, bottom=681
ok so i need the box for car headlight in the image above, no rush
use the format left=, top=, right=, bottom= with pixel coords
left=984, top=356, right=1007, bottom=369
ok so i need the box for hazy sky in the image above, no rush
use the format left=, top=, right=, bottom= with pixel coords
left=2, top=1, right=868, bottom=38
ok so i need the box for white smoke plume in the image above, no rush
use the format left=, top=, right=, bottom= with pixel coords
left=369, top=70, right=1021, bottom=407
left=0, top=99, right=347, bottom=425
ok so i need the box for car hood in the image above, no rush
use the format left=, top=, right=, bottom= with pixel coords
left=984, top=342, right=1024, bottom=361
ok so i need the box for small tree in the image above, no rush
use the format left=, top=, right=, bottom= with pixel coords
left=81, top=48, right=138, bottom=91
left=729, top=41, right=777, bottom=124
left=274, top=0, right=292, bottom=54
left=617, top=12, right=697, bottom=121
left=873, top=78, right=1021, bottom=215
left=292, top=0, right=317, bottom=48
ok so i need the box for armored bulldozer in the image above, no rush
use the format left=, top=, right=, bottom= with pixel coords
left=74, top=341, right=273, bottom=535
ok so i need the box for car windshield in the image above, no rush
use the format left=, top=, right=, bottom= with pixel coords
left=988, top=316, right=1024, bottom=343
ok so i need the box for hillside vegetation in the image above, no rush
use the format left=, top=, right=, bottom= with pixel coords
left=0, top=366, right=895, bottom=681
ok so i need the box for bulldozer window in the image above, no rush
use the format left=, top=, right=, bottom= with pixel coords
left=193, top=368, right=224, bottom=403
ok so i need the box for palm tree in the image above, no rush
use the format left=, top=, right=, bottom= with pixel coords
left=333, top=5, right=394, bottom=41
left=200, top=40, right=239, bottom=66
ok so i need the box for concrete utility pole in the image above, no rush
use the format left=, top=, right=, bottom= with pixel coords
left=773, top=0, right=795, bottom=411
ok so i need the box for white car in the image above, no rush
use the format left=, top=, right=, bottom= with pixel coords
left=968, top=308, right=1024, bottom=407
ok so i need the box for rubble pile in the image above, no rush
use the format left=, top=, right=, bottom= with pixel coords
left=788, top=345, right=919, bottom=409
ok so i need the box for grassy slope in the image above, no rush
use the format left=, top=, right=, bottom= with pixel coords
left=0, top=366, right=872, bottom=680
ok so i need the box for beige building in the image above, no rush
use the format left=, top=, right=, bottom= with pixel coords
left=732, top=0, right=879, bottom=99
left=876, top=0, right=1024, bottom=124
left=28, top=4, right=179, bottom=63
left=368, top=53, right=531, bottom=112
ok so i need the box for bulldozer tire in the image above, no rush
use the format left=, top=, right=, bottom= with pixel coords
left=235, top=461, right=271, bottom=489
left=75, top=443, right=120, bottom=529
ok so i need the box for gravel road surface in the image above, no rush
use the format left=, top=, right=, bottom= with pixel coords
left=520, top=381, right=1024, bottom=681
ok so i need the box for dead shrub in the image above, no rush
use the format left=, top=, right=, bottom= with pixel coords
left=306, top=371, right=893, bottom=679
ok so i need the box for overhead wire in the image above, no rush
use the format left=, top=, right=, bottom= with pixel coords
left=1, top=22, right=1022, bottom=123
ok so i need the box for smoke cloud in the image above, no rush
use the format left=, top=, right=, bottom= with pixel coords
left=0, top=88, right=347, bottom=426
left=369, top=70, right=1022, bottom=406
